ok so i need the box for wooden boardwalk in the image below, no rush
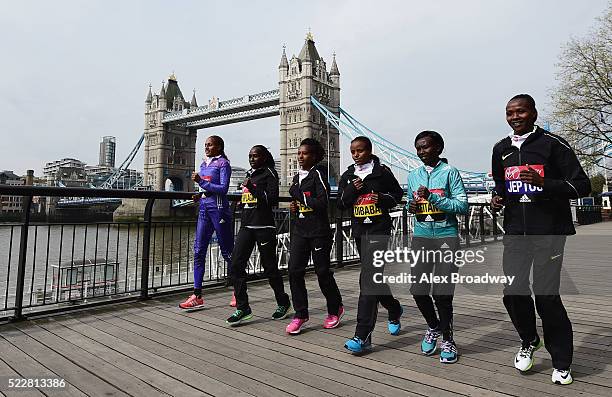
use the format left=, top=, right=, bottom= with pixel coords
left=1, top=222, right=611, bottom=397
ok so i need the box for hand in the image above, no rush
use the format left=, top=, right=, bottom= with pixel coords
left=352, top=177, right=364, bottom=191
left=289, top=201, right=299, bottom=213
left=491, top=195, right=504, bottom=211
left=192, top=193, right=202, bottom=202
left=519, top=166, right=544, bottom=187
left=242, top=177, right=251, bottom=188
left=191, top=172, right=201, bottom=183
left=369, top=192, right=379, bottom=204
left=408, top=201, right=418, bottom=214
left=417, top=185, right=431, bottom=199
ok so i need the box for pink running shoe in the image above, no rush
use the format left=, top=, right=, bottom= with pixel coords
left=323, top=306, right=345, bottom=329
left=230, top=292, right=236, bottom=307
left=179, top=294, right=204, bottom=310
left=286, top=317, right=308, bottom=334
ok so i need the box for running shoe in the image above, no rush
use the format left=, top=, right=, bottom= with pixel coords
left=230, top=292, right=236, bottom=307
left=272, top=303, right=292, bottom=320
left=226, top=308, right=253, bottom=326
left=421, top=327, right=441, bottom=355
left=514, top=338, right=543, bottom=372
left=286, top=317, right=308, bottom=334
left=439, top=340, right=458, bottom=363
left=552, top=368, right=573, bottom=385
left=178, top=294, right=204, bottom=310
left=388, top=305, right=403, bottom=335
left=323, top=306, right=345, bottom=329
left=344, top=336, right=372, bottom=354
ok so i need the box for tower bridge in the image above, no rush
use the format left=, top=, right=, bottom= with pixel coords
left=143, top=33, right=341, bottom=192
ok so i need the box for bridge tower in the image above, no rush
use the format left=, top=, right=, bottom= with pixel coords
left=279, top=33, right=341, bottom=187
left=143, top=74, right=197, bottom=191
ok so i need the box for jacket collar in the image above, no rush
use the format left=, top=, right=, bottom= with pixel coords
left=503, top=126, right=544, bottom=149
left=347, top=155, right=381, bottom=174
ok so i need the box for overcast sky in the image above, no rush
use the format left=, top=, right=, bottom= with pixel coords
left=1, top=0, right=608, bottom=176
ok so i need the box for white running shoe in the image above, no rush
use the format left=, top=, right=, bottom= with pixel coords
left=513, top=339, right=543, bottom=372
left=552, top=368, right=573, bottom=385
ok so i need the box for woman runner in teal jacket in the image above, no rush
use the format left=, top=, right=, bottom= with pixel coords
left=407, top=130, right=468, bottom=364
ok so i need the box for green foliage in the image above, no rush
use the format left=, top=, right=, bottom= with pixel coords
left=549, top=3, right=612, bottom=174
left=590, top=173, right=606, bottom=195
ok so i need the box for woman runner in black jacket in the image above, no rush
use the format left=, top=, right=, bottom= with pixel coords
left=338, top=136, right=404, bottom=354
left=286, top=138, right=344, bottom=334
left=226, top=145, right=291, bottom=326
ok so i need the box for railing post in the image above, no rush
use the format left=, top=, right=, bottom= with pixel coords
left=402, top=206, right=408, bottom=237
left=464, top=207, right=471, bottom=248
left=13, top=195, right=33, bottom=321
left=480, top=205, right=486, bottom=244
left=492, top=207, right=498, bottom=241
left=335, top=210, right=344, bottom=268
left=140, top=198, right=155, bottom=300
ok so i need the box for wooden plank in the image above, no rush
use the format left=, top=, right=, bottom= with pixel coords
left=83, top=311, right=308, bottom=397
left=207, top=280, right=607, bottom=395
left=0, top=356, right=44, bottom=397
left=137, top=299, right=514, bottom=397
left=64, top=311, right=332, bottom=397
left=32, top=317, right=205, bottom=397
left=240, top=278, right=610, bottom=395
left=92, top=309, right=399, bottom=397
left=9, top=321, right=160, bottom=397
left=0, top=325, right=125, bottom=397
left=0, top=337, right=86, bottom=397
left=29, top=316, right=253, bottom=397
left=107, top=301, right=466, bottom=397
left=196, top=292, right=569, bottom=397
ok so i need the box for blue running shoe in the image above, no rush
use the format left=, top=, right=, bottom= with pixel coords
left=344, top=336, right=372, bottom=354
left=421, top=327, right=441, bottom=355
left=440, top=340, right=458, bottom=364
left=388, top=306, right=403, bottom=336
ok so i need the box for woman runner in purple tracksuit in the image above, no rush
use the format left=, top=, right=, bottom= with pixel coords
left=179, top=135, right=234, bottom=310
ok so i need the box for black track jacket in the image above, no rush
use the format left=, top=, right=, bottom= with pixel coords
left=289, top=164, right=332, bottom=238
left=491, top=127, right=590, bottom=235
left=240, top=166, right=279, bottom=227
left=337, top=155, right=404, bottom=225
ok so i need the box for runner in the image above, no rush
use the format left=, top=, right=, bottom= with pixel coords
left=226, top=145, right=291, bottom=326
left=338, top=136, right=404, bottom=354
left=286, top=138, right=344, bottom=334
left=179, top=135, right=234, bottom=310
left=491, top=94, right=590, bottom=384
left=407, top=130, right=468, bottom=364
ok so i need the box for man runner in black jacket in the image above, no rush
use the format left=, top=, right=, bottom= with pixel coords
left=491, top=94, right=590, bottom=385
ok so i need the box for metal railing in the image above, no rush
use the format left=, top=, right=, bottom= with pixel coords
left=0, top=185, right=501, bottom=321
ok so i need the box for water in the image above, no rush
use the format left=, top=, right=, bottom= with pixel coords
left=0, top=221, right=228, bottom=312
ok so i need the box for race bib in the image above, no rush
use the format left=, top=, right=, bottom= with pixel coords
left=504, top=165, right=544, bottom=196
left=241, top=186, right=257, bottom=204
left=353, top=193, right=383, bottom=218
left=298, top=191, right=314, bottom=213
left=414, top=189, right=446, bottom=222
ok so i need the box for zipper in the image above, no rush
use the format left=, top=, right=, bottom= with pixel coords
left=518, top=148, right=526, bottom=236
left=426, top=169, right=434, bottom=238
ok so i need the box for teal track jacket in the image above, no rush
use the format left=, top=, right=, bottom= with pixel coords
left=406, top=161, right=468, bottom=238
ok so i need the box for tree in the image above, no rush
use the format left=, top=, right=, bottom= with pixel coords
left=590, top=173, right=605, bottom=196
left=550, top=2, right=612, bottom=174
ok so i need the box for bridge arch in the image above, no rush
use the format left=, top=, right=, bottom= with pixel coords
left=164, top=176, right=184, bottom=192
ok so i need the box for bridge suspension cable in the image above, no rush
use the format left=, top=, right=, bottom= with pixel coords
left=310, top=96, right=489, bottom=189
